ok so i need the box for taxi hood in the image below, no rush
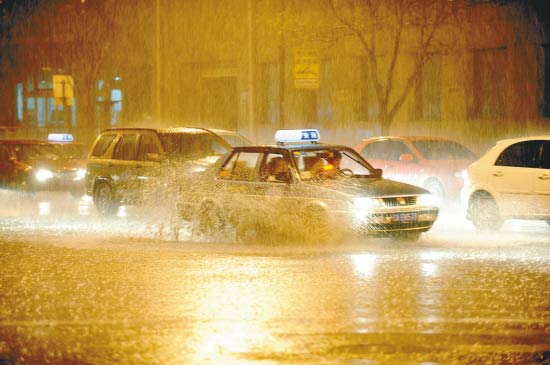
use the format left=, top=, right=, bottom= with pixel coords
left=306, top=176, right=429, bottom=198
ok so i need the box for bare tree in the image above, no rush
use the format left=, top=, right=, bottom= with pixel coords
left=325, top=0, right=460, bottom=135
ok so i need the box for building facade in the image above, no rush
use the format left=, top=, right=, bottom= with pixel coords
left=0, top=0, right=548, bottom=153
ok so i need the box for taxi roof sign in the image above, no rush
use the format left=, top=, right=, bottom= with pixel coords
left=275, top=129, right=320, bottom=144
left=48, top=133, right=74, bottom=142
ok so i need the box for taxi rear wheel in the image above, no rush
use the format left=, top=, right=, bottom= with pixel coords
left=94, top=183, right=118, bottom=216
left=469, top=192, right=502, bottom=231
left=198, top=201, right=225, bottom=235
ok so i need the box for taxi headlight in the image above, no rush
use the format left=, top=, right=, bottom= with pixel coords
left=35, top=169, right=54, bottom=182
left=75, top=168, right=86, bottom=180
left=417, top=193, right=438, bottom=207
left=353, top=197, right=381, bottom=210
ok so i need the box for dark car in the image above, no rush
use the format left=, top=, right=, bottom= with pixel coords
left=175, top=129, right=439, bottom=241
left=85, top=127, right=232, bottom=215
left=0, top=139, right=86, bottom=195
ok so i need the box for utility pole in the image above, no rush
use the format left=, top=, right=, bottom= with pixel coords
left=247, top=0, right=256, bottom=141
left=278, top=0, right=285, bottom=130
left=154, top=0, right=161, bottom=123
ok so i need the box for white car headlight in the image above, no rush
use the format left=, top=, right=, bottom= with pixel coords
left=353, top=197, right=381, bottom=210
left=35, top=169, right=54, bottom=182
left=417, top=193, right=438, bottom=207
left=74, top=168, right=87, bottom=181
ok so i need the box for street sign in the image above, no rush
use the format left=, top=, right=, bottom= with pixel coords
left=293, top=48, right=320, bottom=89
left=53, top=75, right=74, bottom=106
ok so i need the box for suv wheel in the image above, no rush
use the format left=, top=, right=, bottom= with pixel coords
left=469, top=192, right=502, bottom=231
left=94, top=183, right=118, bottom=216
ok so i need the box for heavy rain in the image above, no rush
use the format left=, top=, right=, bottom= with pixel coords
left=1, top=0, right=549, bottom=364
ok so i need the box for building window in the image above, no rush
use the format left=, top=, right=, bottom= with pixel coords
left=16, top=83, right=23, bottom=122
left=471, top=47, right=508, bottom=119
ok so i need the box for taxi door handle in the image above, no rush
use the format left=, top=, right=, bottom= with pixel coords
left=538, top=174, right=550, bottom=180
left=492, top=171, right=504, bottom=177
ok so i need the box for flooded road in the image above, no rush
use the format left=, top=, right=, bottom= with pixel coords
left=1, top=190, right=549, bottom=364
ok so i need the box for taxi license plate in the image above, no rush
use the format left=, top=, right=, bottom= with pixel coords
left=393, top=212, right=417, bottom=222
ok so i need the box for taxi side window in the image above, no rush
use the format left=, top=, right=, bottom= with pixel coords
left=91, top=134, right=116, bottom=158
left=261, top=153, right=290, bottom=182
left=136, top=133, right=160, bottom=161
left=112, top=134, right=139, bottom=161
left=218, top=152, right=260, bottom=181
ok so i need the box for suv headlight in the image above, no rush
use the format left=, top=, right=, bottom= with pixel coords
left=35, top=169, right=53, bottom=182
left=353, top=197, right=381, bottom=210
left=75, top=168, right=86, bottom=180
left=417, top=193, right=438, bottom=207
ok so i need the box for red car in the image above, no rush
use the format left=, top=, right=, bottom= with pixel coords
left=355, top=136, right=477, bottom=203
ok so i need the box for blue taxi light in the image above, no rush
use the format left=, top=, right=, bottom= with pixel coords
left=48, top=133, right=74, bottom=142
left=275, top=129, right=320, bottom=144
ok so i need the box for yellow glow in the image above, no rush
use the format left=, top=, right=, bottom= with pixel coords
left=38, top=201, right=50, bottom=216
left=116, top=206, right=127, bottom=217
left=186, top=262, right=289, bottom=364
left=351, top=253, right=378, bottom=279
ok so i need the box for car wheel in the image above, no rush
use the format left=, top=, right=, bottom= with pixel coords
left=424, top=179, right=445, bottom=205
left=198, top=201, right=225, bottom=236
left=469, top=192, right=503, bottom=231
left=302, top=205, right=330, bottom=242
left=94, top=183, right=118, bottom=216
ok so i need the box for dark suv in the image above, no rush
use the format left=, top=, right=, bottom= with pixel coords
left=85, top=127, right=231, bottom=215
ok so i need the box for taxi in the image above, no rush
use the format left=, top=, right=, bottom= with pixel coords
left=48, top=133, right=88, bottom=162
left=176, top=129, right=439, bottom=241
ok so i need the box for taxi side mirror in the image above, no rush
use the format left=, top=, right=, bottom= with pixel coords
left=399, top=153, right=414, bottom=162
left=373, top=168, right=383, bottom=178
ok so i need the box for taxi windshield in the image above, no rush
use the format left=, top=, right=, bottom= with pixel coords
left=55, top=144, right=88, bottom=159
left=291, top=147, right=375, bottom=180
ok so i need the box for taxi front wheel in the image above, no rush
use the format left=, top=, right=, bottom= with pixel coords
left=302, top=206, right=330, bottom=242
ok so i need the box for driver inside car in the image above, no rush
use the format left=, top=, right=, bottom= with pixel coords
left=310, top=151, right=343, bottom=178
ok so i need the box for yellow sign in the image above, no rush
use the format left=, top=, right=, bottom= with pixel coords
left=53, top=74, right=74, bottom=106
left=293, top=48, right=319, bottom=89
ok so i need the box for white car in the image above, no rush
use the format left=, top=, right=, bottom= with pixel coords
left=461, top=135, right=550, bottom=230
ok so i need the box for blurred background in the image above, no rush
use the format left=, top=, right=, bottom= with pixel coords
left=0, top=0, right=549, bottom=152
